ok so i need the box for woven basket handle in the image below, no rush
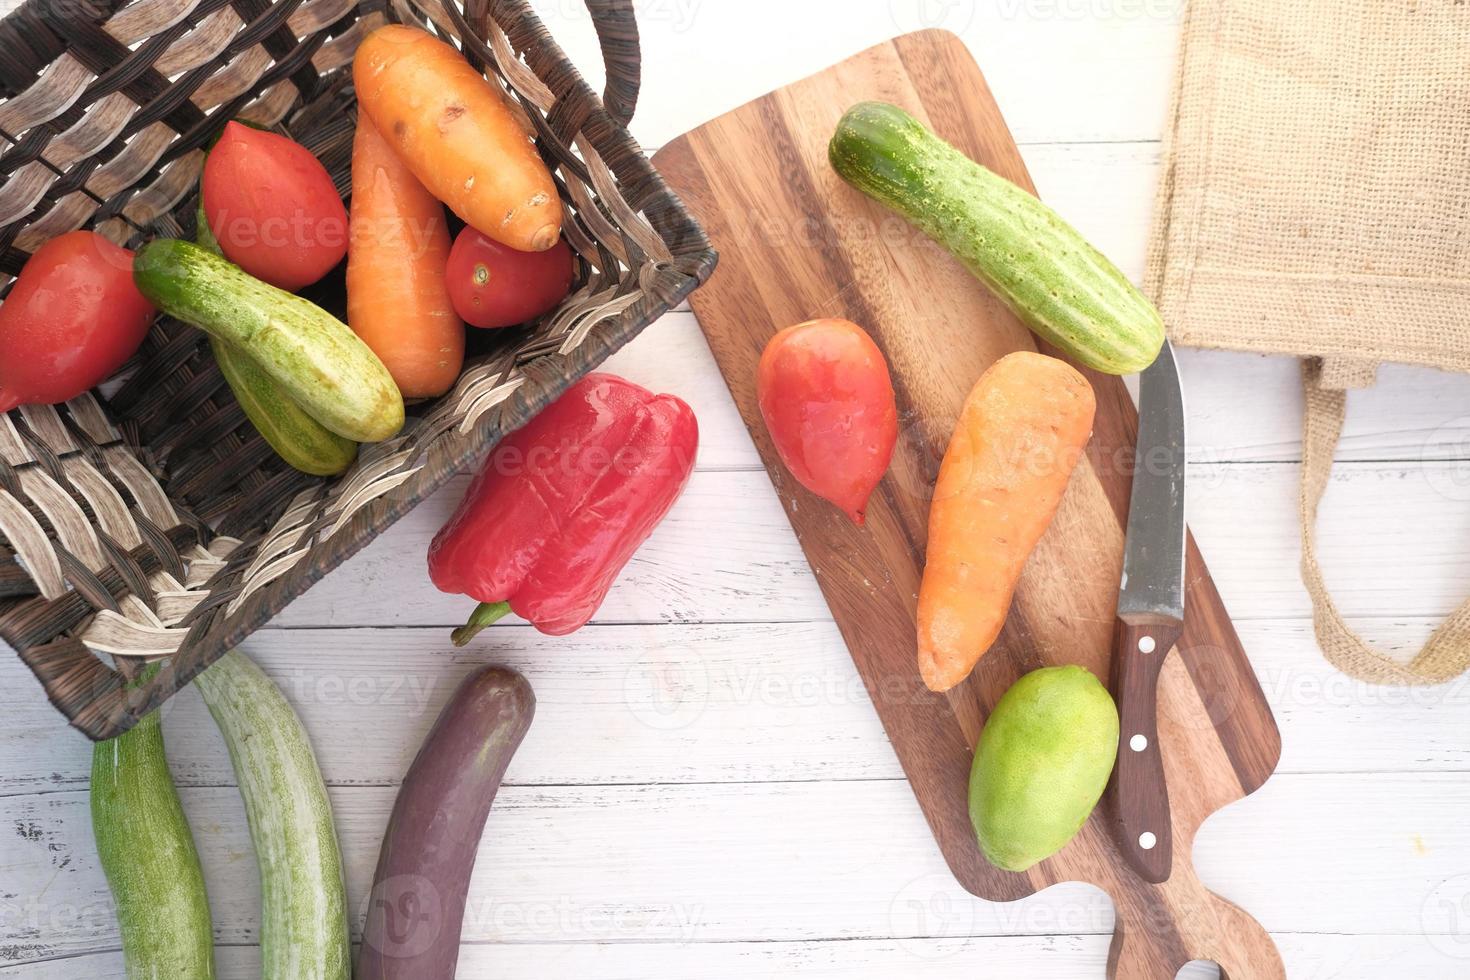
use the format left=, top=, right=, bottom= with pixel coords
left=582, top=0, right=641, bottom=128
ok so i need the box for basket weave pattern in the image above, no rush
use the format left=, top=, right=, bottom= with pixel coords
left=0, top=0, right=716, bottom=739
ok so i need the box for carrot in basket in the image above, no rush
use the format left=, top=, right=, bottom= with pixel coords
left=917, top=351, right=1096, bottom=692
left=352, top=24, right=562, bottom=253
left=347, top=111, right=463, bottom=398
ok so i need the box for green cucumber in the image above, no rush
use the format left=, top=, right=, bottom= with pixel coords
left=213, top=342, right=359, bottom=474
left=195, top=651, right=349, bottom=980
left=91, top=696, right=216, bottom=979
left=196, top=205, right=357, bottom=475
left=196, top=200, right=224, bottom=254
left=829, top=101, right=1164, bottom=375
left=133, top=239, right=404, bottom=442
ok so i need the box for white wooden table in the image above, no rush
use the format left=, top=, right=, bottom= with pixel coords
left=4, top=2, right=1470, bottom=976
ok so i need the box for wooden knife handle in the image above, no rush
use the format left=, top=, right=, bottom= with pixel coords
left=1106, top=618, right=1182, bottom=884
left=1107, top=860, right=1286, bottom=979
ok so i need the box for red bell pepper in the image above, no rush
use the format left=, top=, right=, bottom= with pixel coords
left=428, top=372, right=698, bottom=642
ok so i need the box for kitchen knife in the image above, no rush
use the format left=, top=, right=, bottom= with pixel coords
left=1106, top=338, right=1186, bottom=884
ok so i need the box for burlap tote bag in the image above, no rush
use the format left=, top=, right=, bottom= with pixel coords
left=1147, top=0, right=1470, bottom=685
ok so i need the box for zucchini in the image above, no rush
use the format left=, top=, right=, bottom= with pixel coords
left=357, top=666, right=535, bottom=980
left=829, top=101, right=1164, bottom=375
left=133, top=239, right=405, bottom=442
left=194, top=650, right=349, bottom=980
left=91, top=697, right=216, bottom=979
left=196, top=204, right=357, bottom=476
left=212, top=337, right=358, bottom=475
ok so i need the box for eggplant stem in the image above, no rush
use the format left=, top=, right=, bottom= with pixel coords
left=451, top=601, right=513, bottom=647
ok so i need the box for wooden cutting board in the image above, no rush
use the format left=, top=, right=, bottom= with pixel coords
left=653, top=30, right=1284, bottom=980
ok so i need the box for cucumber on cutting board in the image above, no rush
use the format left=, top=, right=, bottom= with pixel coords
left=829, top=101, right=1164, bottom=375
left=133, top=238, right=404, bottom=443
left=195, top=650, right=349, bottom=980
left=91, top=702, right=216, bottom=979
left=196, top=205, right=357, bottom=476
left=357, top=666, right=535, bottom=980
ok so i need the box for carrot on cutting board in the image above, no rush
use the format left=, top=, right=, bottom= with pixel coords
left=347, top=111, right=463, bottom=398
left=353, top=24, right=562, bottom=253
left=917, top=351, right=1096, bottom=693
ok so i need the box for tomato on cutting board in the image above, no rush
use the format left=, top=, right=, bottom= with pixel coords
left=756, top=318, right=898, bottom=526
left=202, top=121, right=348, bottom=291
left=0, top=231, right=155, bottom=411
left=445, top=226, right=575, bottom=329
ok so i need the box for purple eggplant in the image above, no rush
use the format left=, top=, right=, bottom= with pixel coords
left=357, top=665, right=535, bottom=979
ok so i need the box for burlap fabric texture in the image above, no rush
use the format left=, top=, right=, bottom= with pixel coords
left=1146, top=0, right=1470, bottom=684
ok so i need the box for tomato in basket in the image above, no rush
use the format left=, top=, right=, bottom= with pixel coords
left=445, top=226, right=575, bottom=329
left=202, top=121, right=348, bottom=291
left=0, top=231, right=155, bottom=411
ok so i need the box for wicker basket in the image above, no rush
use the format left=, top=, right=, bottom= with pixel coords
left=0, top=0, right=717, bottom=740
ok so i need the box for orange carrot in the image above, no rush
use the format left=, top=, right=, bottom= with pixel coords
left=353, top=25, right=562, bottom=253
left=917, top=352, right=1096, bottom=692
left=347, top=111, right=463, bottom=398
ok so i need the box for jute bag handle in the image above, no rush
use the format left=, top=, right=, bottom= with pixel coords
left=1300, top=358, right=1470, bottom=686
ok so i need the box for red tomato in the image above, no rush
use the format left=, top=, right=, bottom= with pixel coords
left=0, top=231, right=155, bottom=411
left=445, top=226, right=574, bottom=328
left=202, top=121, right=348, bottom=291
left=757, top=318, right=898, bottom=525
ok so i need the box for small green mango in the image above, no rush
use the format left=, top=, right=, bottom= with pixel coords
left=969, top=665, right=1119, bottom=872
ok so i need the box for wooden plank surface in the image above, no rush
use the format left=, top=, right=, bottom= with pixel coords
left=3, top=774, right=1468, bottom=961
left=4, top=619, right=1467, bottom=798
left=2, top=0, right=1469, bottom=976
left=653, top=29, right=1282, bottom=977
left=0, top=935, right=1454, bottom=980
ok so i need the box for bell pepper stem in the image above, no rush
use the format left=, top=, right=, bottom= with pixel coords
left=451, top=601, right=513, bottom=647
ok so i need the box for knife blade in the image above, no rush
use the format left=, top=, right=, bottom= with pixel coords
left=1106, top=338, right=1186, bottom=884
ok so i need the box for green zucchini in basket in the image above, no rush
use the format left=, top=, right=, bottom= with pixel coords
left=133, top=238, right=404, bottom=443
left=196, top=204, right=358, bottom=476
left=195, top=650, right=349, bottom=980
left=91, top=695, right=216, bottom=979
left=829, top=101, right=1164, bottom=375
